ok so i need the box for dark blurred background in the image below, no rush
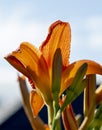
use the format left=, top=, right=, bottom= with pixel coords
left=0, top=93, right=83, bottom=130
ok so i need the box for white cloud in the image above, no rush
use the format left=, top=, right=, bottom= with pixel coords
left=89, top=33, right=102, bottom=49
left=0, top=20, right=48, bottom=57
left=85, top=16, right=102, bottom=50
left=70, top=16, right=102, bottom=65
left=86, top=16, right=102, bottom=30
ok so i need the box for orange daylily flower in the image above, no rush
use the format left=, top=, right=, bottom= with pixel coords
left=5, top=20, right=102, bottom=116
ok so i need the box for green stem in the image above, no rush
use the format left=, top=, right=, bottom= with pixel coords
left=51, top=95, right=62, bottom=130
left=52, top=117, right=61, bottom=130
left=47, top=101, right=54, bottom=128
left=47, top=94, right=62, bottom=130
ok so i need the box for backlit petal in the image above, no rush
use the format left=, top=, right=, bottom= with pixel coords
left=30, top=90, right=44, bottom=116
left=61, top=60, right=102, bottom=94
left=5, top=42, right=41, bottom=76
left=4, top=55, right=30, bottom=77
left=27, top=67, right=52, bottom=104
left=5, top=42, right=49, bottom=82
left=40, top=20, right=71, bottom=68
left=12, top=42, right=41, bottom=75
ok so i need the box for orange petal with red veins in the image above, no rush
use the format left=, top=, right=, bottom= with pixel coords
left=30, top=90, right=44, bottom=117
left=40, top=20, right=71, bottom=68
left=61, top=60, right=102, bottom=94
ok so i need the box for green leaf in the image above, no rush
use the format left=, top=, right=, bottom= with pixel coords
left=52, top=48, right=62, bottom=95
left=61, top=63, right=88, bottom=112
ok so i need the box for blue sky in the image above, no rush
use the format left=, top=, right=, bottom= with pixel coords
left=0, top=0, right=102, bottom=123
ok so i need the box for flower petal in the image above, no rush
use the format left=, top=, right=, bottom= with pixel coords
left=27, top=66, right=52, bottom=104
left=4, top=55, right=30, bottom=77
left=14, top=43, right=51, bottom=103
left=12, top=42, right=41, bottom=75
left=30, top=90, right=44, bottom=117
left=61, top=60, right=102, bottom=94
left=5, top=42, right=49, bottom=82
left=5, top=42, right=41, bottom=76
left=40, top=20, right=71, bottom=68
